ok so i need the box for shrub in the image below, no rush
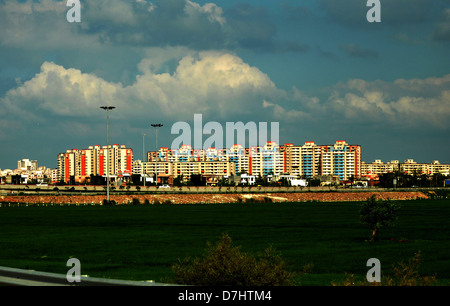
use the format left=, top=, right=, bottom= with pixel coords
left=386, top=251, right=437, bottom=286
left=332, top=251, right=437, bottom=286
left=171, top=233, right=295, bottom=286
left=132, top=198, right=141, bottom=205
left=102, top=199, right=116, bottom=206
left=263, top=196, right=273, bottom=203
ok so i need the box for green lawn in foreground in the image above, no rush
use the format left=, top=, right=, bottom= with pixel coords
left=0, top=199, right=449, bottom=285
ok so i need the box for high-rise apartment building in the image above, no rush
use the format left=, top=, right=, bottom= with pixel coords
left=280, top=140, right=361, bottom=180
left=140, top=160, right=235, bottom=182
left=57, top=144, right=133, bottom=183
left=56, top=140, right=362, bottom=184
left=248, top=141, right=284, bottom=177
left=145, top=142, right=285, bottom=179
left=143, top=140, right=361, bottom=181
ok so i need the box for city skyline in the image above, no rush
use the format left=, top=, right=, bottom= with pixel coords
left=3, top=139, right=450, bottom=187
left=1, top=0, right=449, bottom=170
left=4, top=139, right=450, bottom=177
left=3, top=137, right=450, bottom=172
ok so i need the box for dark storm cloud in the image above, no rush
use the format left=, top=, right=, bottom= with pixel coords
left=78, top=0, right=309, bottom=53
left=80, top=0, right=225, bottom=48
left=223, top=3, right=276, bottom=51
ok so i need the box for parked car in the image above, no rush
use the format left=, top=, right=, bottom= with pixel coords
left=158, top=184, right=170, bottom=188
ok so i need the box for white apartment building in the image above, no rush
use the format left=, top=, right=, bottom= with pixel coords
left=17, top=159, right=38, bottom=171
left=361, top=159, right=450, bottom=177
left=140, top=160, right=235, bottom=182
left=401, top=159, right=450, bottom=175
left=361, top=160, right=400, bottom=177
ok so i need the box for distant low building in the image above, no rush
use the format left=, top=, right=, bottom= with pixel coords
left=225, top=174, right=255, bottom=186
left=17, top=159, right=38, bottom=171
left=276, top=174, right=308, bottom=186
left=362, top=159, right=450, bottom=177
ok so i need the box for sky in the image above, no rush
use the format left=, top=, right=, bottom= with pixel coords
left=0, top=0, right=449, bottom=170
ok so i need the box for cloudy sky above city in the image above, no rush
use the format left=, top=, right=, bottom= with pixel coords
left=1, top=0, right=449, bottom=169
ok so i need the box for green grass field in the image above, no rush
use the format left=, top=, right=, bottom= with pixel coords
left=1, top=199, right=449, bottom=285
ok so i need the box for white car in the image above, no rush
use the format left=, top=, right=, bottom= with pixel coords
left=158, top=184, right=170, bottom=188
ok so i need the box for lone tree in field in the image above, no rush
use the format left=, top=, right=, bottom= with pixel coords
left=359, top=195, right=401, bottom=241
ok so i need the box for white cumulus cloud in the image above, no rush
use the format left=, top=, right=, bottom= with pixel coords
left=1, top=51, right=282, bottom=122
left=327, top=75, right=450, bottom=128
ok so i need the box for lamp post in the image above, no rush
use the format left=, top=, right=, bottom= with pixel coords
left=100, top=106, right=116, bottom=203
left=151, top=123, right=163, bottom=151
left=151, top=123, right=163, bottom=185
left=143, top=133, right=146, bottom=187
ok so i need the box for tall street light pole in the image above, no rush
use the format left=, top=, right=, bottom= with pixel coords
left=100, top=106, right=116, bottom=203
left=151, top=123, right=163, bottom=185
left=143, top=133, right=146, bottom=187
left=143, top=133, right=146, bottom=162
left=151, top=123, right=163, bottom=151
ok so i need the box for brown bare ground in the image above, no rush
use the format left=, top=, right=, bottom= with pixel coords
left=0, top=191, right=428, bottom=205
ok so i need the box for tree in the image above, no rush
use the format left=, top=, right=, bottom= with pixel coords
left=278, top=177, right=291, bottom=187
left=90, top=174, right=105, bottom=186
left=378, top=171, right=399, bottom=188
left=173, top=177, right=183, bottom=187
left=102, top=199, right=116, bottom=206
left=171, top=233, right=295, bottom=286
left=131, top=174, right=142, bottom=186
left=359, top=195, right=401, bottom=241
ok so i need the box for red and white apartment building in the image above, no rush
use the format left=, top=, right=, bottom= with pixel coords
left=55, top=140, right=450, bottom=185
left=139, top=140, right=362, bottom=182
left=57, top=144, right=133, bottom=183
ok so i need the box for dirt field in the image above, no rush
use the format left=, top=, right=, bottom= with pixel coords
left=0, top=190, right=429, bottom=205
